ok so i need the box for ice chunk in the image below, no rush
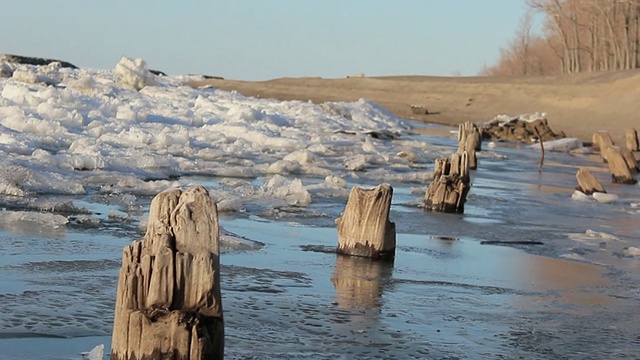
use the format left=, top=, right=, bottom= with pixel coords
left=114, top=56, right=156, bottom=90
left=530, top=138, right=583, bottom=152
left=0, top=62, right=13, bottom=77
left=283, top=149, right=316, bottom=164
left=571, top=190, right=591, bottom=202
left=263, top=175, right=311, bottom=206
left=81, top=344, right=104, bottom=360
left=345, top=154, right=367, bottom=171
left=325, top=175, right=347, bottom=188
left=0, top=210, right=69, bottom=232
left=592, top=192, right=618, bottom=204
left=267, top=160, right=301, bottom=174
left=585, top=229, right=618, bottom=241
left=12, top=67, right=60, bottom=86
left=220, top=228, right=264, bottom=252
left=622, top=247, right=640, bottom=257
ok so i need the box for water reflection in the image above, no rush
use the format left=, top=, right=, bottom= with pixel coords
left=510, top=253, right=615, bottom=311
left=330, top=255, right=393, bottom=312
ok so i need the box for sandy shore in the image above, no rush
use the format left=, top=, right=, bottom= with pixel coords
left=188, top=70, right=640, bottom=145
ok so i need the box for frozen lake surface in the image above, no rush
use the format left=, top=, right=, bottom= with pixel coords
left=0, top=58, right=638, bottom=359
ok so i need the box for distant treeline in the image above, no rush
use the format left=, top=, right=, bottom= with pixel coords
left=482, top=0, right=640, bottom=76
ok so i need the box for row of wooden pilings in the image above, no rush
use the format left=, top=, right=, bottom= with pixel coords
left=109, top=123, right=482, bottom=359
left=109, top=124, right=481, bottom=359
left=581, top=129, right=639, bottom=190
left=110, top=125, right=637, bottom=359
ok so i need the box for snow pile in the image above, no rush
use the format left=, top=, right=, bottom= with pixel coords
left=0, top=56, right=437, bottom=227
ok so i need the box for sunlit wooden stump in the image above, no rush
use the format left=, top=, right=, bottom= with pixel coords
left=625, top=128, right=639, bottom=152
left=457, top=121, right=481, bottom=169
left=111, top=185, right=223, bottom=360
left=336, top=183, right=396, bottom=260
left=424, top=152, right=471, bottom=213
left=605, top=146, right=638, bottom=184
left=575, top=168, right=606, bottom=195
left=592, top=131, right=614, bottom=162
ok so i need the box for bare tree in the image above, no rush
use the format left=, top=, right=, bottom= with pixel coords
left=484, top=0, right=640, bottom=76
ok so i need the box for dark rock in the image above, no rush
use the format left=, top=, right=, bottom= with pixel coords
left=189, top=74, right=225, bottom=80
left=1, top=54, right=78, bottom=69
left=480, top=117, right=565, bottom=144
left=149, top=69, right=167, bottom=76
left=410, top=105, right=429, bottom=115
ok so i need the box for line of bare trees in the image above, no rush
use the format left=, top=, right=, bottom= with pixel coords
left=482, top=0, right=640, bottom=76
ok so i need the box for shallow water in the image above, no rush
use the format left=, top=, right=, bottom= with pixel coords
left=0, top=130, right=639, bottom=359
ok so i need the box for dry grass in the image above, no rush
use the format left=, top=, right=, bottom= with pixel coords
left=187, top=70, right=640, bottom=145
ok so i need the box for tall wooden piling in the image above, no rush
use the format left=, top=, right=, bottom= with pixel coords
left=457, top=122, right=481, bottom=169
left=111, top=185, right=223, bottom=360
left=592, top=131, right=614, bottom=162
left=336, top=183, right=396, bottom=259
left=626, top=128, right=639, bottom=152
left=605, top=146, right=638, bottom=184
left=424, top=152, right=471, bottom=213
left=621, top=147, right=639, bottom=173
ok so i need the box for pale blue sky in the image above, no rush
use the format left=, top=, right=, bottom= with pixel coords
left=1, top=1, right=529, bottom=80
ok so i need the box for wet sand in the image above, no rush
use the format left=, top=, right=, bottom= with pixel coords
left=188, top=70, right=640, bottom=145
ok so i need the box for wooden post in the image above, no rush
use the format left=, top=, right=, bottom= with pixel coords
left=111, top=185, right=223, bottom=360
left=605, top=146, right=638, bottom=184
left=592, top=131, right=614, bottom=162
left=336, top=183, right=396, bottom=259
left=457, top=122, right=481, bottom=170
left=424, top=152, right=471, bottom=213
left=534, top=127, right=545, bottom=172
left=575, top=168, right=606, bottom=195
left=625, top=128, right=639, bottom=151
left=620, top=147, right=638, bottom=173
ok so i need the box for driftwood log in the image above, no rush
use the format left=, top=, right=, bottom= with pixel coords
left=111, top=185, right=223, bottom=360
left=336, top=184, right=396, bottom=259
left=626, top=128, right=639, bottom=151
left=605, top=146, right=638, bottom=184
left=576, top=168, right=606, bottom=195
left=457, top=122, right=481, bottom=169
left=592, top=131, right=614, bottom=162
left=424, top=152, right=471, bottom=213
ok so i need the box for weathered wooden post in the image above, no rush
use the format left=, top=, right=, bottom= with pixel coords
left=336, top=183, right=396, bottom=259
left=626, top=128, right=639, bottom=151
left=621, top=147, right=639, bottom=173
left=575, top=168, right=606, bottom=195
left=592, top=131, right=614, bottom=162
left=111, top=185, right=223, bottom=360
left=605, top=146, right=638, bottom=184
left=424, top=152, right=471, bottom=213
left=457, top=122, right=481, bottom=169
